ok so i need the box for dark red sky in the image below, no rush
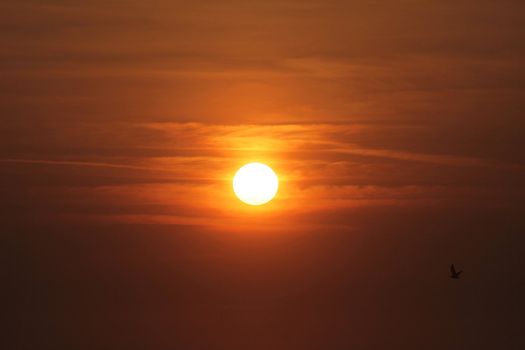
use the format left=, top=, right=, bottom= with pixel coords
left=1, top=1, right=525, bottom=349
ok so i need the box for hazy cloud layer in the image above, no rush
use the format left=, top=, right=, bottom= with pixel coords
left=2, top=122, right=523, bottom=230
left=2, top=0, right=524, bottom=129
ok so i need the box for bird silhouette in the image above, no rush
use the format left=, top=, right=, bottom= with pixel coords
left=450, top=264, right=462, bottom=279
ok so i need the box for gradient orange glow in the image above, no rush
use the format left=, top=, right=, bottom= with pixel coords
left=1, top=1, right=524, bottom=349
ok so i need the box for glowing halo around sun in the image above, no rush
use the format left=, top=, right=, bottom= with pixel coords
left=233, top=162, right=279, bottom=206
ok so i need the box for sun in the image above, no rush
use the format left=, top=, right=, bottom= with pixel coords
left=233, top=162, right=279, bottom=206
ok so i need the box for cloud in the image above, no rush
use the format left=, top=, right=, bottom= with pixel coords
left=1, top=0, right=524, bottom=227
left=2, top=1, right=524, bottom=127
left=3, top=122, right=524, bottom=228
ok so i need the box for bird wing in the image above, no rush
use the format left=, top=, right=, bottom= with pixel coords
left=450, top=264, right=456, bottom=274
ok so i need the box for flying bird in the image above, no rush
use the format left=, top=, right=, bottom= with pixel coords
left=450, top=264, right=462, bottom=279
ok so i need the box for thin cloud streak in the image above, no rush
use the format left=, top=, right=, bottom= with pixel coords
left=0, top=158, right=153, bottom=170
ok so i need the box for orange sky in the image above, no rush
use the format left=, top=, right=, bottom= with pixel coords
left=1, top=1, right=525, bottom=349
left=2, top=121, right=524, bottom=231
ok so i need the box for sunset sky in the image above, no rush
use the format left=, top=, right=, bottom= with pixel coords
left=2, top=1, right=525, bottom=349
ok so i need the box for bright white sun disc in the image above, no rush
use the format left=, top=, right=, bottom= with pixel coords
left=233, top=163, right=279, bottom=206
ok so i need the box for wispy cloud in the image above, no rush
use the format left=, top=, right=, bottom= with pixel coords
left=0, top=158, right=153, bottom=170
left=3, top=122, right=523, bottom=229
